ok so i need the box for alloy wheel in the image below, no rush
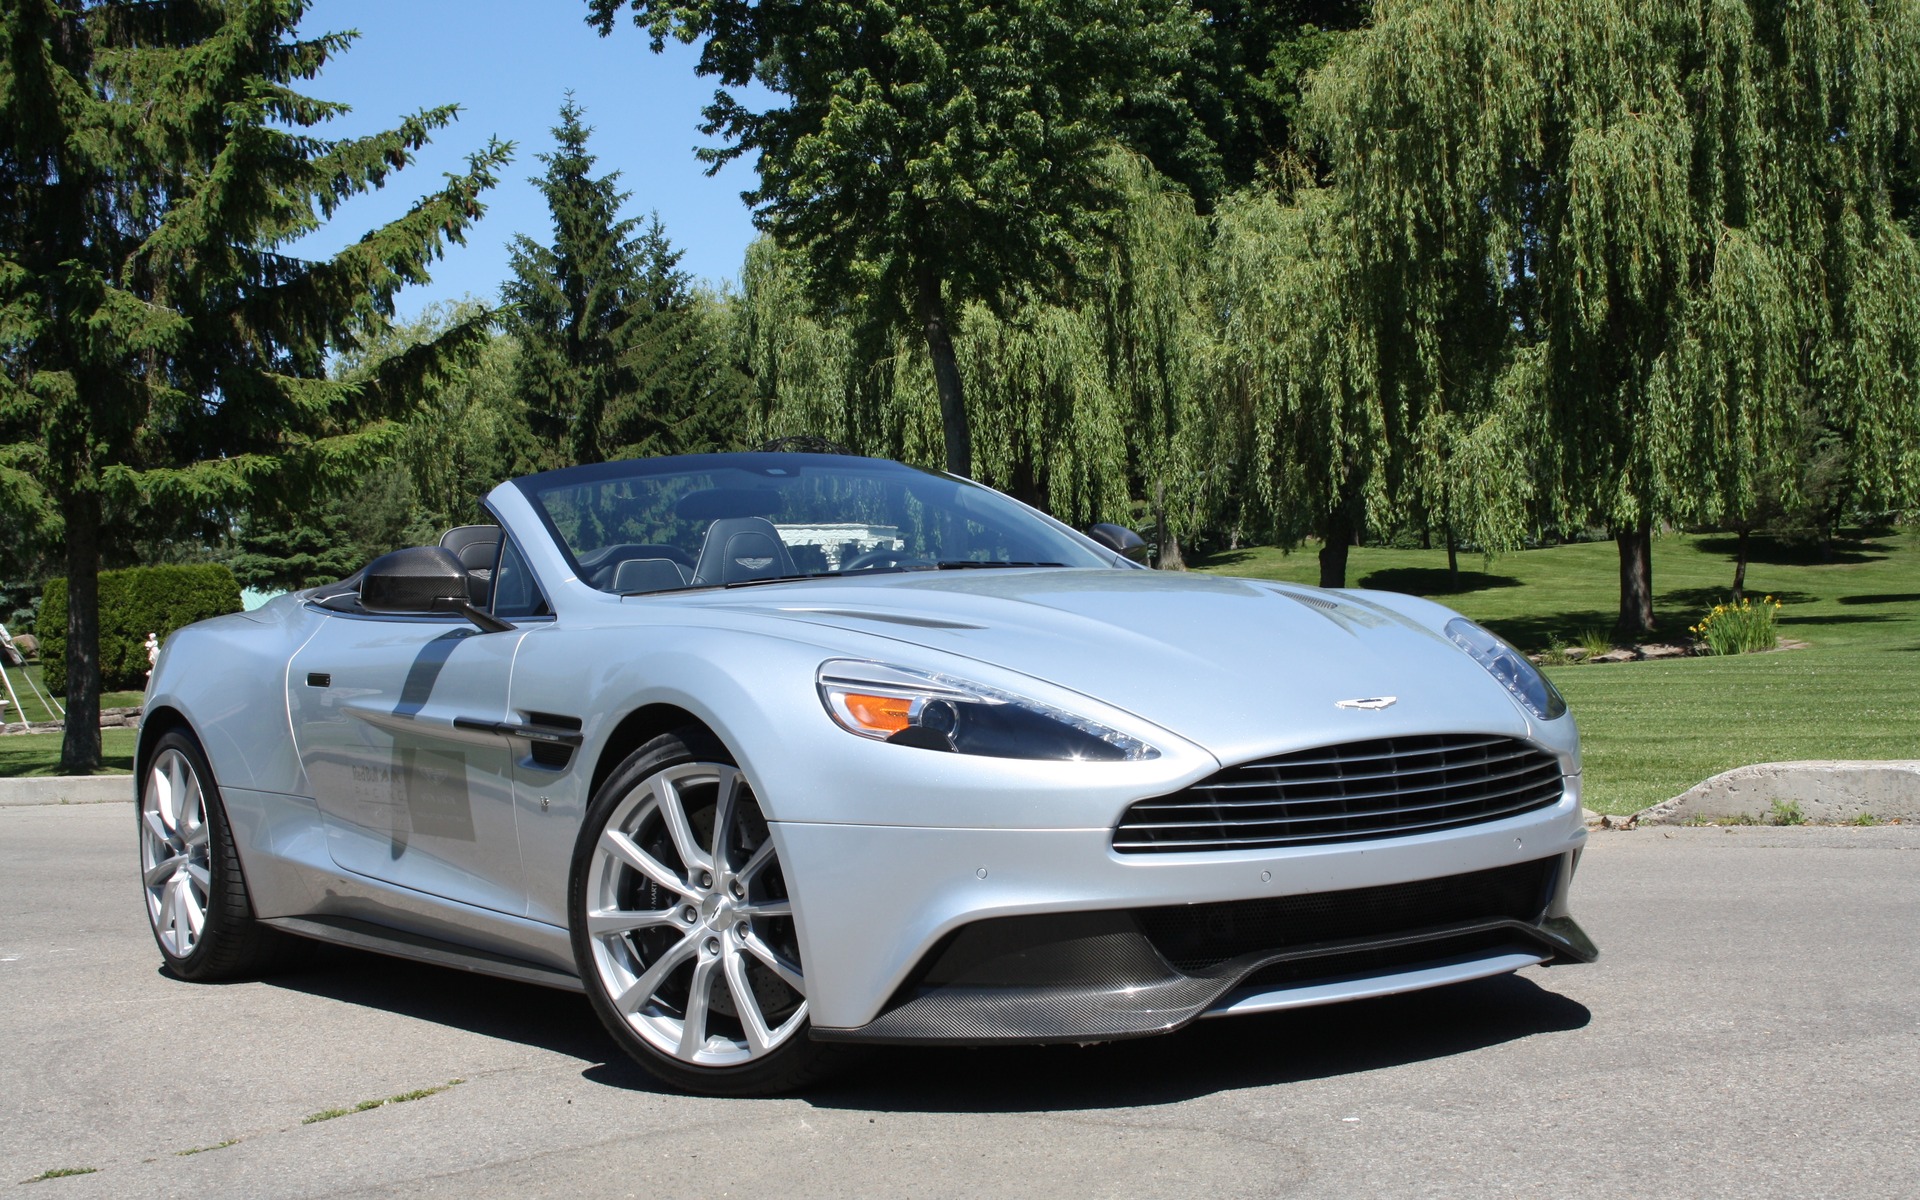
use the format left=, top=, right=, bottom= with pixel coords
left=141, top=747, right=212, bottom=958
left=583, top=762, right=807, bottom=1067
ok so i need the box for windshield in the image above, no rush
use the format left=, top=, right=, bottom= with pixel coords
left=514, top=453, right=1118, bottom=594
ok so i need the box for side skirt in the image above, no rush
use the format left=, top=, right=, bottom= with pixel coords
left=262, top=914, right=584, bottom=993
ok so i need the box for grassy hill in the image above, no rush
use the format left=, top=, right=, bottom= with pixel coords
left=1194, top=528, right=1920, bottom=814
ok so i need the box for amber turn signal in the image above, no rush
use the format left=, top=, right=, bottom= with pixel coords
left=841, top=692, right=912, bottom=733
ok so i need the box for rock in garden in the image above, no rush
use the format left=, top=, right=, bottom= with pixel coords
left=1640, top=643, right=1689, bottom=659
left=1562, top=647, right=1590, bottom=662
left=1591, top=648, right=1637, bottom=663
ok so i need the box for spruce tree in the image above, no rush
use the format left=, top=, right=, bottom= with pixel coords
left=503, top=97, right=742, bottom=468
left=0, top=0, right=508, bottom=770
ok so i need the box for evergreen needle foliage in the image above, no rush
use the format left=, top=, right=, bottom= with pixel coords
left=501, top=97, right=745, bottom=469
left=0, top=0, right=509, bottom=769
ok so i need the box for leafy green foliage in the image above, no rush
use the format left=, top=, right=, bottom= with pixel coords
left=588, top=0, right=1209, bottom=476
left=0, top=0, right=507, bottom=768
left=1691, top=595, right=1784, bottom=657
left=1305, top=0, right=1920, bottom=626
left=38, top=565, right=242, bottom=691
left=502, top=98, right=745, bottom=468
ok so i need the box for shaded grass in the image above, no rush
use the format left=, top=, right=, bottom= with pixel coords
left=0, top=662, right=147, bottom=776
left=1, top=661, right=145, bottom=723
left=0, top=728, right=138, bottom=777
left=1193, top=529, right=1920, bottom=814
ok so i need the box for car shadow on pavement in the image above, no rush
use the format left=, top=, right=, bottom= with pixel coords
left=262, top=943, right=628, bottom=1067
left=263, top=944, right=1589, bottom=1110
left=800, top=972, right=1591, bottom=1113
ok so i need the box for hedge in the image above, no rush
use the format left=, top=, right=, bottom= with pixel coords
left=38, top=564, right=243, bottom=692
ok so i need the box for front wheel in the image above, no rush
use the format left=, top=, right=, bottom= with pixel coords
left=569, top=728, right=850, bottom=1095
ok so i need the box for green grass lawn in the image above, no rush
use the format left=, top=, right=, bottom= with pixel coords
left=1, top=663, right=146, bottom=776
left=1193, top=528, right=1920, bottom=814
left=0, top=728, right=139, bottom=777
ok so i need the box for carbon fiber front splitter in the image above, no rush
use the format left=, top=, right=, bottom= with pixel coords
left=810, top=859, right=1597, bottom=1046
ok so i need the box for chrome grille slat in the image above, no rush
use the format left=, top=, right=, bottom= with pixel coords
left=1114, top=794, right=1560, bottom=849
left=1136, top=759, right=1560, bottom=812
left=1190, top=745, right=1541, bottom=790
left=1218, top=735, right=1513, bottom=772
left=1124, top=779, right=1560, bottom=826
left=1113, top=734, right=1565, bottom=854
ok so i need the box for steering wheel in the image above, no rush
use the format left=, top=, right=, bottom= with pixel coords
left=840, top=548, right=931, bottom=573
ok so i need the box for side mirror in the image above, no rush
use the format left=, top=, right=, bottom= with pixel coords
left=362, top=547, right=511, bottom=633
left=1086, top=523, right=1152, bottom=565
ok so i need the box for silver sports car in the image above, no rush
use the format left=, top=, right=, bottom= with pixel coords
left=138, top=452, right=1595, bottom=1094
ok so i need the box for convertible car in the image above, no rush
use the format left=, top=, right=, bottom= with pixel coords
left=138, top=452, right=1595, bottom=1094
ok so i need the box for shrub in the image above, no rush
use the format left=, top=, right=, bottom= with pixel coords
left=1690, top=595, right=1783, bottom=655
left=37, top=565, right=243, bottom=691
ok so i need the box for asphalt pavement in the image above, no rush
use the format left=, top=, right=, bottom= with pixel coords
left=2, top=803, right=1915, bottom=1198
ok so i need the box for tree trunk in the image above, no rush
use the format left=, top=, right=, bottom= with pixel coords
left=1614, top=521, right=1656, bottom=638
left=913, top=264, right=971, bottom=478
left=1318, top=507, right=1353, bottom=589
left=1152, top=480, right=1185, bottom=570
left=1445, top=525, right=1460, bottom=592
left=1731, top=527, right=1750, bottom=602
left=59, top=490, right=103, bottom=774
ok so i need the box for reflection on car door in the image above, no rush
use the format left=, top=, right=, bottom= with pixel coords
left=289, top=614, right=527, bottom=916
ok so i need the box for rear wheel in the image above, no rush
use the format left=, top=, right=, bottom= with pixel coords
left=569, top=729, right=849, bottom=1095
left=139, top=729, right=289, bottom=980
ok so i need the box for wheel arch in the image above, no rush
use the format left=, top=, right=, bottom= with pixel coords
left=589, top=703, right=720, bottom=800
left=135, top=704, right=193, bottom=786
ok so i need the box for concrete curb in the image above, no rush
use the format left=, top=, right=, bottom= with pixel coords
left=1635, top=760, right=1920, bottom=825
left=0, top=775, right=132, bottom=807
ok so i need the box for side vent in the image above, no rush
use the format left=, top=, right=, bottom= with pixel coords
left=522, top=712, right=583, bottom=771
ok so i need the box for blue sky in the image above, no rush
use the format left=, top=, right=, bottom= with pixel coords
left=292, top=0, right=763, bottom=319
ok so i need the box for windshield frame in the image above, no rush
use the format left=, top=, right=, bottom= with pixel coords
left=509, top=452, right=1127, bottom=595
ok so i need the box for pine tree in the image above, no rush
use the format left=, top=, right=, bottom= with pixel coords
left=503, top=97, right=743, bottom=468
left=0, top=0, right=508, bottom=770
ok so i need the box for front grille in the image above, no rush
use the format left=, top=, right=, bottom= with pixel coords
left=1135, top=857, right=1558, bottom=973
left=1113, top=733, right=1564, bottom=853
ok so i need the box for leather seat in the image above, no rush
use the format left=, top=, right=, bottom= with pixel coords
left=439, top=525, right=499, bottom=605
left=690, top=517, right=797, bottom=586
left=612, top=557, right=692, bottom=595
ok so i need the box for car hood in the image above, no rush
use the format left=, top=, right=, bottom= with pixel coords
left=698, top=569, right=1535, bottom=765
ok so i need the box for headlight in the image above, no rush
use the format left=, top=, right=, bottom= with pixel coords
left=1445, top=618, right=1567, bottom=721
left=816, top=660, right=1158, bottom=761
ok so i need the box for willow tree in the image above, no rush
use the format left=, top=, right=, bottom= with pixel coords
left=1309, top=0, right=1920, bottom=633
left=0, top=1, right=506, bottom=770
left=1209, top=184, right=1386, bottom=587
left=587, top=0, right=1207, bottom=479
left=737, top=235, right=1131, bottom=528
left=1090, top=154, right=1215, bottom=567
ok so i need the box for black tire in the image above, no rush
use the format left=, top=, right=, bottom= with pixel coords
left=568, top=727, right=856, bottom=1095
left=138, top=728, right=292, bottom=981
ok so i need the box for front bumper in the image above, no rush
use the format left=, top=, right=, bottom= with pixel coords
left=810, top=853, right=1594, bottom=1044
left=774, top=784, right=1591, bottom=1035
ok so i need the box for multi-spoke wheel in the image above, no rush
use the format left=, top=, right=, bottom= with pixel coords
left=138, top=729, right=288, bottom=980
left=570, top=728, right=848, bottom=1095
